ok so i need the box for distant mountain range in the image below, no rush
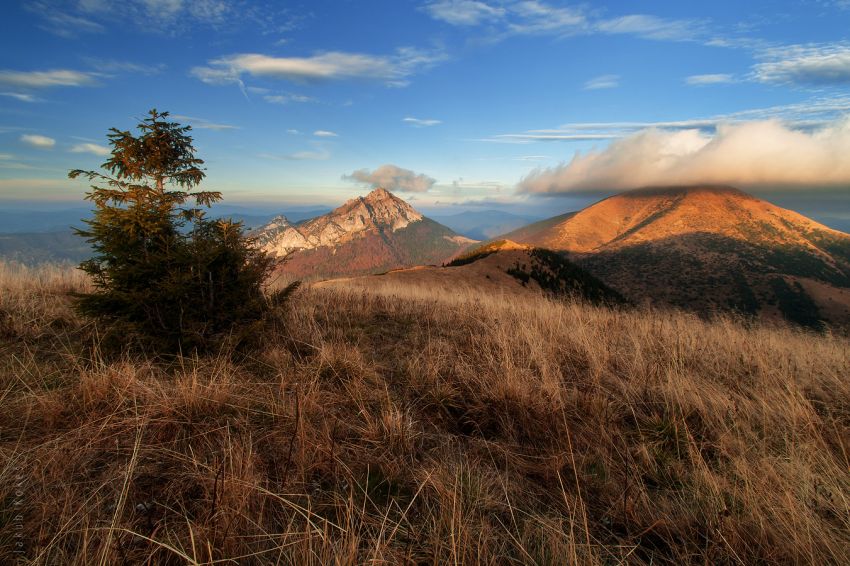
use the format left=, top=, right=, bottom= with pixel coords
left=430, top=210, right=542, bottom=240
left=0, top=205, right=332, bottom=265
left=501, top=185, right=850, bottom=328
left=253, top=188, right=476, bottom=279
left=3, top=185, right=850, bottom=330
left=0, top=231, right=91, bottom=265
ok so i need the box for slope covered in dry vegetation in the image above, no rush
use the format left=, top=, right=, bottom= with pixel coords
left=1, top=262, right=849, bottom=564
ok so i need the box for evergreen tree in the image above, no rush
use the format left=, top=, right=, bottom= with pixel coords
left=70, top=109, right=274, bottom=353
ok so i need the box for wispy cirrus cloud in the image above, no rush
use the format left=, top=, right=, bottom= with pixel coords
left=313, top=130, right=338, bottom=138
left=477, top=95, right=850, bottom=144
left=0, top=69, right=99, bottom=89
left=686, top=73, right=735, bottom=85
left=192, top=48, right=447, bottom=88
left=0, top=92, right=42, bottom=102
left=583, top=74, right=619, bottom=90
left=503, top=1, right=586, bottom=35
left=82, top=58, right=165, bottom=76
left=595, top=14, right=706, bottom=42
left=171, top=115, right=239, bottom=131
left=0, top=153, right=34, bottom=170
left=27, top=1, right=105, bottom=38
left=518, top=116, right=850, bottom=193
left=344, top=164, right=436, bottom=193
left=423, top=0, right=505, bottom=25
left=70, top=142, right=110, bottom=156
left=423, top=1, right=710, bottom=44
left=403, top=117, right=442, bottom=127
left=263, top=93, right=314, bottom=104
left=425, top=0, right=587, bottom=37
left=20, top=134, right=56, bottom=149
left=28, top=0, right=296, bottom=37
left=753, top=43, right=850, bottom=85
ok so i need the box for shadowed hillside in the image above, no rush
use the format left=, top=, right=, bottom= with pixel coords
left=319, top=239, right=626, bottom=307
left=1, top=263, right=848, bottom=564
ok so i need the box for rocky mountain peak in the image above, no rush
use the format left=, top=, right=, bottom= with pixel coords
left=266, top=214, right=290, bottom=227
left=336, top=188, right=422, bottom=230
left=255, top=189, right=424, bottom=257
left=364, top=187, right=394, bottom=201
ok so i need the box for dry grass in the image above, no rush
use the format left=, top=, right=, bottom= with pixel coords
left=1, top=264, right=849, bottom=564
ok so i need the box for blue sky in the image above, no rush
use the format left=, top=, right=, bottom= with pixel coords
left=1, top=0, right=850, bottom=217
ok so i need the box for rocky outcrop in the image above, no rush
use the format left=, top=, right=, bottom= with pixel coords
left=255, top=188, right=424, bottom=257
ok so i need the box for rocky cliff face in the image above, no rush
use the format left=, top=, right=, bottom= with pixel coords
left=253, top=188, right=475, bottom=279
left=255, top=188, right=424, bottom=257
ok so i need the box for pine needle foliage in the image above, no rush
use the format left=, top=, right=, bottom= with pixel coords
left=69, top=109, right=275, bottom=353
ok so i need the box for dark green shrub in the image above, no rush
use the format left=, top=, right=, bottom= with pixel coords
left=70, top=109, right=275, bottom=353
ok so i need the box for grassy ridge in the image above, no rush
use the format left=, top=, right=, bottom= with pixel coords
left=1, top=263, right=849, bottom=564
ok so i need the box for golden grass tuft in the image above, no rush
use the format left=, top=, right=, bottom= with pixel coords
left=1, top=264, right=849, bottom=564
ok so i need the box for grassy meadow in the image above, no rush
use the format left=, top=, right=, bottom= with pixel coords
left=1, top=262, right=849, bottom=564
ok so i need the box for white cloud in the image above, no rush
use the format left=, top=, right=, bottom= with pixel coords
left=83, top=58, right=165, bottom=75
left=143, top=0, right=185, bottom=19
left=0, top=69, right=98, bottom=89
left=191, top=48, right=446, bottom=87
left=70, top=142, right=110, bottom=156
left=286, top=129, right=300, bottom=134
left=31, top=0, right=292, bottom=36
left=27, top=2, right=105, bottom=37
left=424, top=0, right=505, bottom=25
left=403, top=117, right=442, bottom=127
left=263, top=93, right=314, bottom=104
left=504, top=1, right=586, bottom=35
left=20, top=134, right=56, bottom=149
left=686, top=73, right=734, bottom=85
left=313, top=130, right=338, bottom=137
left=478, top=95, right=850, bottom=144
left=0, top=92, right=40, bottom=102
left=421, top=2, right=710, bottom=43
left=344, top=164, right=436, bottom=193
left=583, top=74, right=619, bottom=90
left=171, top=114, right=239, bottom=130
left=518, top=117, right=850, bottom=193
left=596, top=14, right=704, bottom=42
left=754, top=43, right=850, bottom=85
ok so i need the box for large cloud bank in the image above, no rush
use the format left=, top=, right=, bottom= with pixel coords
left=518, top=118, right=850, bottom=193
left=344, top=164, right=436, bottom=193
